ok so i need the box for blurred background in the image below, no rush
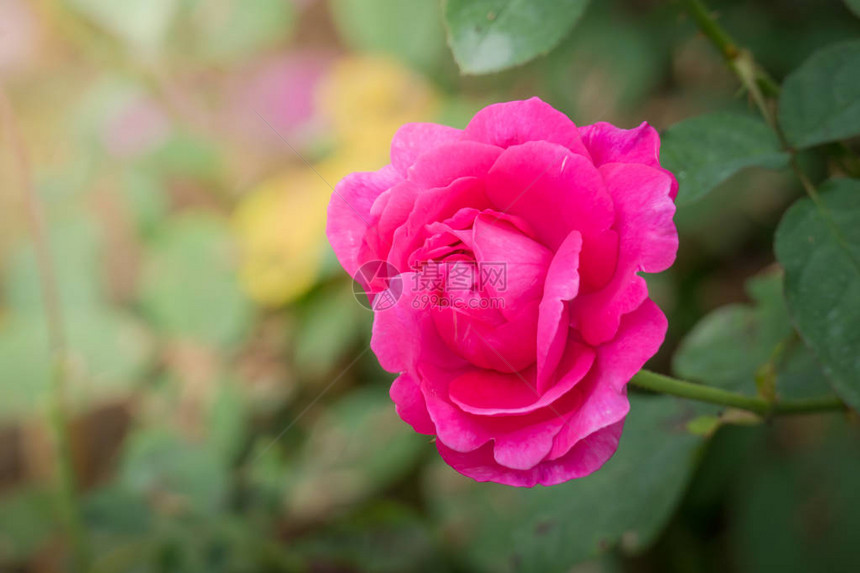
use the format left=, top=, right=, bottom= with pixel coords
left=1, top=0, right=859, bottom=571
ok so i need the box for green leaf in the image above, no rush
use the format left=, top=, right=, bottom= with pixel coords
left=444, top=0, right=591, bottom=74
left=0, top=487, right=56, bottom=563
left=846, top=0, right=860, bottom=19
left=330, top=0, right=450, bottom=76
left=660, top=112, right=788, bottom=204
left=118, top=428, right=229, bottom=516
left=426, top=395, right=710, bottom=573
left=779, top=40, right=860, bottom=149
left=540, top=7, right=665, bottom=120
left=294, top=283, right=370, bottom=379
left=139, top=215, right=253, bottom=349
left=673, top=269, right=833, bottom=401
left=284, top=387, right=426, bottom=520
left=293, top=503, right=445, bottom=573
left=4, top=215, right=105, bottom=313
left=775, top=178, right=860, bottom=411
left=731, top=420, right=860, bottom=573
left=207, top=378, right=249, bottom=463
left=67, top=0, right=178, bottom=56
left=186, top=0, right=295, bottom=64
left=0, top=309, right=154, bottom=422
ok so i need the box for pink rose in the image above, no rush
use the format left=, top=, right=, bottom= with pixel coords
left=326, top=98, right=678, bottom=487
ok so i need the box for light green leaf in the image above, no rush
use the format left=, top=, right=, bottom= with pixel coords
left=67, top=0, right=178, bottom=56
left=0, top=309, right=154, bottom=422
left=426, top=395, right=710, bottom=573
left=139, top=215, right=253, bottom=349
left=779, top=40, right=860, bottom=149
left=444, top=0, right=591, bottom=74
left=775, top=178, right=860, bottom=411
left=186, top=0, right=295, bottom=64
left=660, top=112, right=788, bottom=204
left=4, top=215, right=104, bottom=313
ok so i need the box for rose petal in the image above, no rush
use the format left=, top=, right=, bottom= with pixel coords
left=464, top=97, right=591, bottom=159
left=436, top=421, right=622, bottom=487
left=406, top=141, right=502, bottom=189
left=581, top=121, right=678, bottom=199
left=390, top=372, right=436, bottom=435
left=449, top=342, right=594, bottom=416
left=391, top=122, right=463, bottom=174
left=550, top=298, right=667, bottom=459
left=536, top=230, right=582, bottom=392
left=326, top=165, right=402, bottom=276
left=484, top=141, right=613, bottom=250
left=570, top=162, right=676, bottom=345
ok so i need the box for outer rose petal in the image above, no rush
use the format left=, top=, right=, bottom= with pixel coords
left=390, top=372, right=435, bottom=435
left=326, top=165, right=402, bottom=276
left=390, top=122, right=462, bottom=174
left=464, top=97, right=592, bottom=159
left=600, top=163, right=678, bottom=274
left=436, top=420, right=623, bottom=487
left=550, top=298, right=668, bottom=459
left=581, top=121, right=678, bottom=199
left=571, top=163, right=677, bottom=346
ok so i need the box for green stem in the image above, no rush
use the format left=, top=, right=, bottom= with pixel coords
left=680, top=0, right=738, bottom=61
left=0, top=90, right=92, bottom=571
left=631, top=370, right=845, bottom=416
left=680, top=0, right=823, bottom=203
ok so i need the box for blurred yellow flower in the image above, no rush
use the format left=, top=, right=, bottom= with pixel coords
left=233, top=169, right=329, bottom=307
left=235, top=55, right=439, bottom=307
left=318, top=54, right=439, bottom=153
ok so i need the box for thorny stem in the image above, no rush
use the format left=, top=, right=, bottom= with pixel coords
left=680, top=0, right=822, bottom=202
left=0, top=90, right=92, bottom=571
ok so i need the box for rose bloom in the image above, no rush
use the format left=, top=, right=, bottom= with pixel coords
left=326, top=98, right=678, bottom=487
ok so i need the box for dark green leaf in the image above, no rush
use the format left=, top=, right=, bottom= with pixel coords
left=426, top=395, right=709, bottom=573
left=846, top=0, right=860, bottom=18
left=779, top=40, right=860, bottom=148
left=660, top=112, right=788, bottom=204
left=775, top=178, right=860, bottom=410
left=118, top=429, right=229, bottom=516
left=284, top=387, right=426, bottom=520
left=444, top=0, right=591, bottom=74
left=731, top=420, right=860, bottom=573
left=0, top=487, right=55, bottom=563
